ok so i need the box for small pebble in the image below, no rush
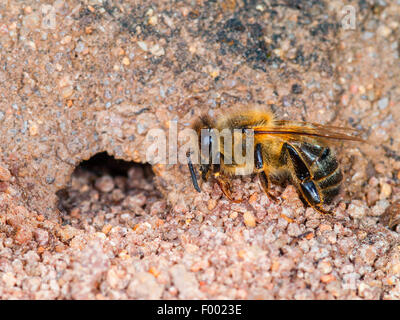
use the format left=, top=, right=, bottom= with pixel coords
left=377, top=97, right=389, bottom=110
left=122, top=57, right=130, bottom=66
left=0, top=165, right=11, bottom=181
left=207, top=199, right=217, bottom=211
left=320, top=274, right=335, bottom=283
left=148, top=16, right=158, bottom=26
left=122, top=193, right=146, bottom=210
left=101, top=224, right=112, bottom=235
left=379, top=183, right=392, bottom=199
left=318, top=260, right=333, bottom=274
left=95, top=176, right=115, bottom=193
left=0, top=181, right=9, bottom=192
left=33, top=229, right=49, bottom=246
left=371, top=200, right=390, bottom=216
left=367, top=188, right=379, bottom=206
left=60, top=35, right=72, bottom=45
left=62, top=86, right=74, bottom=99
left=29, top=122, right=38, bottom=136
left=243, top=211, right=256, bottom=227
left=347, top=200, right=368, bottom=219
left=111, top=189, right=124, bottom=202
left=150, top=44, right=165, bottom=56
left=229, top=211, right=238, bottom=219
left=137, top=41, right=148, bottom=51
left=2, top=272, right=16, bottom=288
left=377, top=25, right=391, bottom=37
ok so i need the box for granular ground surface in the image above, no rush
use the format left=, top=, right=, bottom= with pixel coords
left=0, top=0, right=400, bottom=299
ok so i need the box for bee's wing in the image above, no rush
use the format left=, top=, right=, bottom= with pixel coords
left=252, top=120, right=365, bottom=142
left=273, top=120, right=360, bottom=133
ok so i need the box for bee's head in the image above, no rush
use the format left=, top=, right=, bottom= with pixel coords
left=187, top=115, right=216, bottom=192
left=192, top=115, right=213, bottom=137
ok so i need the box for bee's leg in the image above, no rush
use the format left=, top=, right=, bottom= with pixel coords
left=314, top=205, right=333, bottom=215
left=200, top=164, right=211, bottom=181
left=283, top=143, right=331, bottom=215
left=213, top=164, right=243, bottom=203
left=255, top=143, right=277, bottom=202
left=258, top=171, right=278, bottom=202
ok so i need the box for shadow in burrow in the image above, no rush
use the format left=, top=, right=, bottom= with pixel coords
left=56, top=152, right=165, bottom=231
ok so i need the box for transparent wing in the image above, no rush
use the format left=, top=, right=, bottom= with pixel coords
left=251, top=120, right=365, bottom=142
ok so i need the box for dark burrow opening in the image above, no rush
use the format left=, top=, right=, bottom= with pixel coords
left=74, top=152, right=155, bottom=178
left=57, top=152, right=165, bottom=230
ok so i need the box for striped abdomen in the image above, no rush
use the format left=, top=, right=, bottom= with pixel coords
left=288, top=141, right=343, bottom=205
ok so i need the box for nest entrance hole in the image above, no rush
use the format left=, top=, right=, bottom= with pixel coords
left=75, top=152, right=154, bottom=178
left=56, top=152, right=162, bottom=227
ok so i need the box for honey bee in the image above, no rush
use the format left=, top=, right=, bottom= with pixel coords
left=187, top=108, right=364, bottom=214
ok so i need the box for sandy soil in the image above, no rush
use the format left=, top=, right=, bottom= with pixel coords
left=0, top=0, right=400, bottom=299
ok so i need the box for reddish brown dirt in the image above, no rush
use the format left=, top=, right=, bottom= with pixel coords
left=0, top=0, right=399, bottom=299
